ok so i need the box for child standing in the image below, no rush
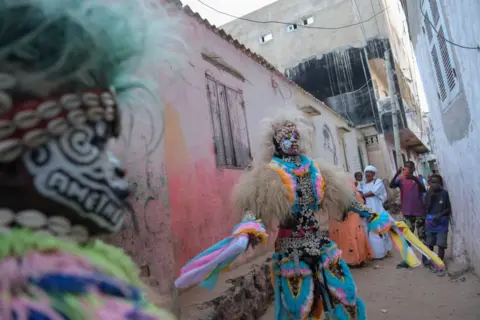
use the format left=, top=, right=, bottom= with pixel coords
left=425, top=174, right=451, bottom=277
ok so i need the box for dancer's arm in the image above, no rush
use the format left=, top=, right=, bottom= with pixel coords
left=232, top=164, right=290, bottom=236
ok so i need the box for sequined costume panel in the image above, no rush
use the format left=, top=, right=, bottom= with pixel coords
left=270, top=155, right=366, bottom=320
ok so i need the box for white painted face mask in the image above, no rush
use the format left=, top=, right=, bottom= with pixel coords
left=23, top=123, right=129, bottom=233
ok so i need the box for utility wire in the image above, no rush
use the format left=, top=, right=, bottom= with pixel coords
left=197, top=0, right=389, bottom=30
left=420, top=0, right=479, bottom=51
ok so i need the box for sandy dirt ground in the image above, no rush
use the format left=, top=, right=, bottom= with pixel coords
left=260, top=253, right=480, bottom=320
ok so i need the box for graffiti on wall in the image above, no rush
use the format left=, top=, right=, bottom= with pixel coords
left=322, top=124, right=338, bottom=165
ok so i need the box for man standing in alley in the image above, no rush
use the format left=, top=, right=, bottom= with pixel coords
left=390, top=161, right=427, bottom=268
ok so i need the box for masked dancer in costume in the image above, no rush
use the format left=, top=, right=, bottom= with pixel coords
left=233, top=110, right=368, bottom=319
left=175, top=109, right=447, bottom=320
left=0, top=0, right=175, bottom=318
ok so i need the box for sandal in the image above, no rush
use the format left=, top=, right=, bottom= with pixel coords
left=436, top=269, right=446, bottom=277
left=396, top=261, right=409, bottom=269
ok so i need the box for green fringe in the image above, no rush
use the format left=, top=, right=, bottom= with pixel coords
left=0, top=229, right=174, bottom=319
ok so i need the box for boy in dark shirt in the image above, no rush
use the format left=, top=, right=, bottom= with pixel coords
left=425, top=174, right=451, bottom=277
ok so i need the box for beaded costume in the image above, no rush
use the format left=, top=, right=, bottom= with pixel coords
left=268, top=154, right=365, bottom=319
left=0, top=0, right=176, bottom=319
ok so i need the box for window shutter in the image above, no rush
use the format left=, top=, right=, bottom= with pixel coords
left=431, top=46, right=447, bottom=101
left=437, top=27, right=456, bottom=91
left=206, top=74, right=251, bottom=168
left=217, top=84, right=235, bottom=166
left=206, top=76, right=226, bottom=166
left=429, top=0, right=440, bottom=25
left=226, top=88, right=251, bottom=167
left=423, top=0, right=459, bottom=108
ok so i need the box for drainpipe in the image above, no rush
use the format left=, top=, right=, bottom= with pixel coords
left=385, top=51, right=403, bottom=169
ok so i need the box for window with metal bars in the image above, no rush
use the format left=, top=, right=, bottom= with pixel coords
left=422, top=0, right=460, bottom=110
left=205, top=74, right=252, bottom=168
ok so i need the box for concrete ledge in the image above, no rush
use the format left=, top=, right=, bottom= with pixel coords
left=180, top=254, right=273, bottom=320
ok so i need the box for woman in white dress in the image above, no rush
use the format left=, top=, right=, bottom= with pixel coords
left=359, top=165, right=393, bottom=259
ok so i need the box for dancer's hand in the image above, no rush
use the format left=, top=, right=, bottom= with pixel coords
left=248, top=235, right=260, bottom=249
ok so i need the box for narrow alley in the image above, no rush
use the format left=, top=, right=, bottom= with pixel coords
left=260, top=254, right=480, bottom=320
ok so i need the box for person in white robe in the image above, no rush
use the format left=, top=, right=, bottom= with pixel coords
left=359, top=165, right=393, bottom=259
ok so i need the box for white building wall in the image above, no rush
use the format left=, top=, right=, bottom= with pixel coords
left=406, top=0, right=480, bottom=270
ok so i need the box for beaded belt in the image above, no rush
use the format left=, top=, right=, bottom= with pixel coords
left=277, top=230, right=328, bottom=257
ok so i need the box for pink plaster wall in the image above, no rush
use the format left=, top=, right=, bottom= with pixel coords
left=106, top=2, right=298, bottom=304
left=161, top=10, right=296, bottom=273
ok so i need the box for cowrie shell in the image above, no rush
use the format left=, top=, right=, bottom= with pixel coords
left=16, top=210, right=47, bottom=228
left=23, top=129, right=49, bottom=148
left=38, top=101, right=61, bottom=119
left=105, top=107, right=115, bottom=121
left=0, top=139, right=22, bottom=162
left=70, top=225, right=89, bottom=243
left=0, top=120, right=15, bottom=139
left=67, top=109, right=87, bottom=125
left=60, top=94, right=81, bottom=110
left=48, top=216, right=71, bottom=235
left=87, top=107, right=104, bottom=121
left=0, top=209, right=14, bottom=225
left=101, top=92, right=115, bottom=106
left=83, top=92, right=99, bottom=107
left=47, top=118, right=68, bottom=136
left=0, top=91, right=12, bottom=116
left=14, top=110, right=40, bottom=129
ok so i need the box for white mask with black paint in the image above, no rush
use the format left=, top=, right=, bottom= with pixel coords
left=23, top=123, right=129, bottom=232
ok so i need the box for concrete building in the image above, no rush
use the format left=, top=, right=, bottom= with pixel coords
left=403, top=0, right=480, bottom=271
left=105, top=0, right=366, bottom=312
left=222, top=0, right=430, bottom=180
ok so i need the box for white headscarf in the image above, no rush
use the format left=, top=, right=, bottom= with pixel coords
left=364, top=165, right=377, bottom=174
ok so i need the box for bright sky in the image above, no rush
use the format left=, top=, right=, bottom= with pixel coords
left=180, top=0, right=278, bottom=26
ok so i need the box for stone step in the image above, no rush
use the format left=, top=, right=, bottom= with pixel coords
left=179, top=253, right=274, bottom=320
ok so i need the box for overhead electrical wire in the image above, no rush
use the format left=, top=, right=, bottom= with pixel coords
left=420, top=0, right=479, bottom=51
left=196, top=0, right=389, bottom=30
left=195, top=1, right=426, bottom=116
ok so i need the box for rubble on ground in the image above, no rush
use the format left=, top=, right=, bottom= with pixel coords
left=180, top=258, right=273, bottom=320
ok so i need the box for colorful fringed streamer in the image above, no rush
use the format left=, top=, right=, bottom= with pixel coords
left=0, top=229, right=174, bottom=320
left=390, top=220, right=445, bottom=270
left=174, top=219, right=268, bottom=290
left=367, top=211, right=446, bottom=271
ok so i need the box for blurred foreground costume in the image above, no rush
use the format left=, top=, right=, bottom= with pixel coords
left=175, top=111, right=446, bottom=320
left=0, top=0, right=174, bottom=318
